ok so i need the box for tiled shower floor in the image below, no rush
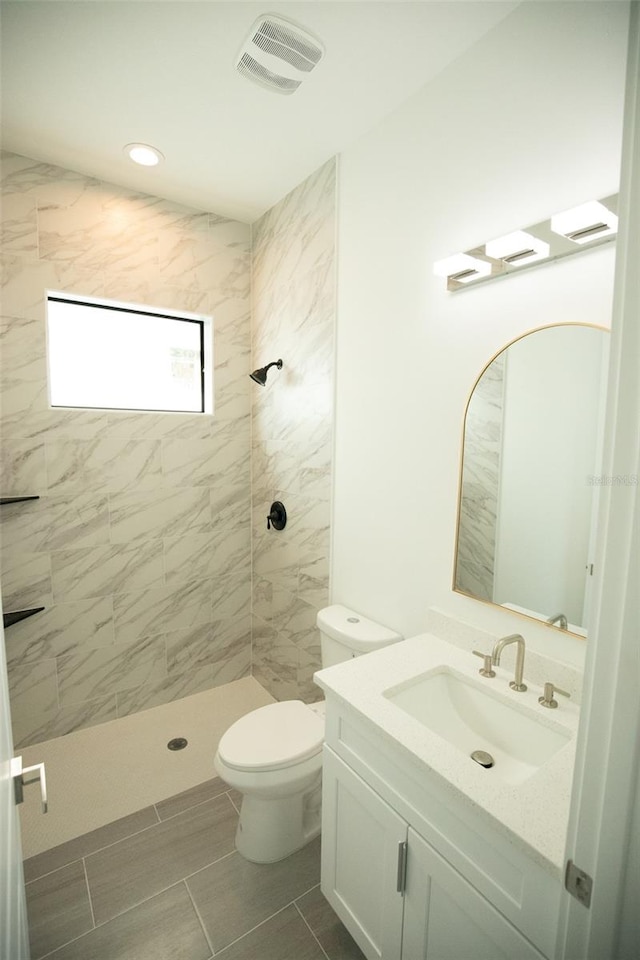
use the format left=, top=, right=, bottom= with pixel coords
left=24, top=776, right=365, bottom=959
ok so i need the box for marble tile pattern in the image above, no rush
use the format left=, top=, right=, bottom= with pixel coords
left=0, top=152, right=252, bottom=746
left=455, top=354, right=505, bottom=601
left=250, top=159, right=336, bottom=702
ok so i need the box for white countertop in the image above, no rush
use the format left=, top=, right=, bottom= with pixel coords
left=315, top=633, right=580, bottom=877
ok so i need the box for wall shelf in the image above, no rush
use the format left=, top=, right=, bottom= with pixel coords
left=1, top=496, right=44, bottom=629
left=3, top=607, right=45, bottom=629
left=0, top=496, right=40, bottom=505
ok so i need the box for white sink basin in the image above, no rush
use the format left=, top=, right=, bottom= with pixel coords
left=383, top=668, right=571, bottom=785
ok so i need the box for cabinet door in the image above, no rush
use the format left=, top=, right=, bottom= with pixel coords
left=402, top=828, right=546, bottom=960
left=321, top=747, right=407, bottom=960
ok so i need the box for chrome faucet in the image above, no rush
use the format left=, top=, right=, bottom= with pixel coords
left=490, top=634, right=527, bottom=692
left=546, top=612, right=568, bottom=630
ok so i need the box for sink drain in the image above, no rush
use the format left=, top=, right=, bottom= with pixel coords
left=167, top=737, right=188, bottom=751
left=471, top=749, right=494, bottom=768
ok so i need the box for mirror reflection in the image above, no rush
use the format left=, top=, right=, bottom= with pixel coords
left=454, top=324, right=609, bottom=636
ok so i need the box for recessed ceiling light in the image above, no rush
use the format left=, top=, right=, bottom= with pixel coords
left=123, top=143, right=164, bottom=167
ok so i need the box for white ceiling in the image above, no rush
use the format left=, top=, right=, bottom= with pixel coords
left=0, top=1, right=518, bottom=222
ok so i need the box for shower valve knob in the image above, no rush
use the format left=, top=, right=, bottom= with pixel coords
left=266, top=501, right=287, bottom=531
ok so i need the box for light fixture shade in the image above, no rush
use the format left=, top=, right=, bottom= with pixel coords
left=432, top=253, right=492, bottom=284
left=551, top=200, right=617, bottom=244
left=485, top=230, right=550, bottom=266
left=124, top=143, right=164, bottom=167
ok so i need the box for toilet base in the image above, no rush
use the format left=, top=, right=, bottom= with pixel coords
left=235, top=775, right=322, bottom=863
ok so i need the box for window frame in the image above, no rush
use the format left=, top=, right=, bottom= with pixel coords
left=46, top=292, right=212, bottom=415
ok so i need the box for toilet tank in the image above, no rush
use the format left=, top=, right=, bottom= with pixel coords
left=316, top=604, right=403, bottom=667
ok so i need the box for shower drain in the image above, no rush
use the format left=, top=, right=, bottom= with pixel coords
left=167, top=737, right=188, bottom=751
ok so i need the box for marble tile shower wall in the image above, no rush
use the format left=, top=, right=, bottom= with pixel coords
left=250, top=159, right=336, bottom=702
left=0, top=152, right=253, bottom=747
left=456, top=354, right=505, bottom=601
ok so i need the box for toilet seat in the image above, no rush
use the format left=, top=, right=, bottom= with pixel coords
left=217, top=700, right=324, bottom=773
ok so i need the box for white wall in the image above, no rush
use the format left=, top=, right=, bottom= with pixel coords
left=332, top=1, right=629, bottom=667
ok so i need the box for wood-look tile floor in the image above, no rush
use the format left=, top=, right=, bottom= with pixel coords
left=24, top=776, right=365, bottom=960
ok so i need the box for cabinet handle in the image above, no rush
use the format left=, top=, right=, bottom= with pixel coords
left=396, top=840, right=408, bottom=894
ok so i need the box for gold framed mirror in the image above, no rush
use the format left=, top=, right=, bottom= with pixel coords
left=453, top=323, right=609, bottom=637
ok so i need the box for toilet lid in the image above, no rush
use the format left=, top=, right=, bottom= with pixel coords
left=217, top=700, right=324, bottom=772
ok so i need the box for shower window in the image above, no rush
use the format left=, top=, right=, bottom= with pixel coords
left=46, top=294, right=212, bottom=414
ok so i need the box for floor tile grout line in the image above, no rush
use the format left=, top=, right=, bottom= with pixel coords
left=34, top=813, right=236, bottom=952
left=81, top=856, right=97, bottom=931
left=24, top=817, right=164, bottom=885
left=35, top=875, right=192, bottom=959
left=28, top=781, right=333, bottom=955
left=25, top=790, right=233, bottom=884
left=207, top=880, right=326, bottom=958
left=292, top=880, right=324, bottom=906
left=212, top=901, right=294, bottom=957
left=155, top=784, right=232, bottom=820
left=182, top=846, right=237, bottom=884
left=24, top=806, right=163, bottom=881
left=24, top=774, right=227, bottom=869
left=183, top=877, right=217, bottom=958
left=78, top=844, right=240, bottom=935
left=223, top=790, right=238, bottom=817
left=31, top=844, right=325, bottom=959
left=80, top=877, right=190, bottom=934
left=154, top=789, right=233, bottom=824
left=293, top=880, right=322, bottom=910
left=294, top=899, right=332, bottom=960
left=38, top=930, right=94, bottom=960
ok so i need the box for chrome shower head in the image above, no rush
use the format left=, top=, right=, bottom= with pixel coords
left=250, top=359, right=283, bottom=386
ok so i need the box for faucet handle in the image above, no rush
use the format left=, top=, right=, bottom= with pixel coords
left=472, top=650, right=496, bottom=678
left=538, top=681, right=570, bottom=709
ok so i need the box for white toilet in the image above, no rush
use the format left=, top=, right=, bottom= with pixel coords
left=214, top=604, right=402, bottom=863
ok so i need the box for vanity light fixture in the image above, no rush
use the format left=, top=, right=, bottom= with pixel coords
left=123, top=143, right=164, bottom=167
left=435, top=193, right=618, bottom=292
left=551, top=200, right=618, bottom=244
left=433, top=253, right=492, bottom=284
left=485, top=230, right=550, bottom=267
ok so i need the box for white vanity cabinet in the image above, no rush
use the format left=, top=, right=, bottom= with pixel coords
left=322, top=748, right=546, bottom=960
left=402, top=828, right=545, bottom=960
left=321, top=747, right=406, bottom=958
left=320, top=701, right=561, bottom=960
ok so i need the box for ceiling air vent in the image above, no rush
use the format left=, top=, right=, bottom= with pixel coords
left=235, top=15, right=324, bottom=95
